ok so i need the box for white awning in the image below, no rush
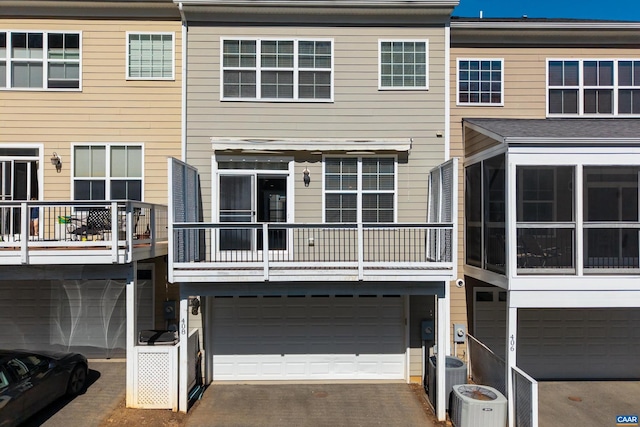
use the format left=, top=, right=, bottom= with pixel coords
left=211, top=137, right=412, bottom=153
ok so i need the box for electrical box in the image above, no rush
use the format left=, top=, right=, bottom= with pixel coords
left=453, top=323, right=467, bottom=343
left=163, top=300, right=177, bottom=320
left=421, top=319, right=435, bottom=342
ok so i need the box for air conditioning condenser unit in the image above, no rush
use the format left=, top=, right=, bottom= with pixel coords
left=450, top=384, right=507, bottom=427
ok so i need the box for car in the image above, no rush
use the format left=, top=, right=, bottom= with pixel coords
left=0, top=350, right=88, bottom=427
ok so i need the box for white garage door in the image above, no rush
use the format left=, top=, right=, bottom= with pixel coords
left=210, top=295, right=406, bottom=381
left=519, top=308, right=640, bottom=380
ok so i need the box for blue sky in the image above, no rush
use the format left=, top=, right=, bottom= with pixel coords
left=453, top=0, right=640, bottom=21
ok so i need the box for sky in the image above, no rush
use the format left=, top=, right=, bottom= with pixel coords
left=453, top=0, right=640, bottom=21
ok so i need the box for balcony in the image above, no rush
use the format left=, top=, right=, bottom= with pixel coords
left=0, top=201, right=168, bottom=265
left=170, top=222, right=454, bottom=282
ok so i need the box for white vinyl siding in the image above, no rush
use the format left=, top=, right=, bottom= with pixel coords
left=127, top=32, right=174, bottom=80
left=457, top=58, right=503, bottom=105
left=221, top=37, right=333, bottom=101
left=324, top=157, right=396, bottom=223
left=547, top=58, right=640, bottom=117
left=379, top=40, right=428, bottom=90
left=1, top=30, right=80, bottom=90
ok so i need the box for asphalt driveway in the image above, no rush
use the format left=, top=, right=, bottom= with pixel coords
left=186, top=383, right=437, bottom=427
left=22, top=360, right=125, bottom=427
left=539, top=381, right=640, bottom=427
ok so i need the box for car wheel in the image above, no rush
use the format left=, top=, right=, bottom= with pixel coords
left=66, top=365, right=87, bottom=396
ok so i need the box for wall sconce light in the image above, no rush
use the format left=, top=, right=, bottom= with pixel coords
left=303, top=167, right=310, bottom=187
left=50, top=152, right=62, bottom=173
left=190, top=297, right=200, bottom=315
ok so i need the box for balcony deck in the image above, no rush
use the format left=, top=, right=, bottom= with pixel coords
left=170, top=222, right=455, bottom=283
left=0, top=201, right=168, bottom=265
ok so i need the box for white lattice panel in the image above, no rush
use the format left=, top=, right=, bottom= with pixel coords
left=133, top=346, right=178, bottom=409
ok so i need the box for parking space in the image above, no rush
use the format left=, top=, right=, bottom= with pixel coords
left=539, top=381, right=640, bottom=427
left=23, top=360, right=125, bottom=427
left=186, top=383, right=436, bottom=427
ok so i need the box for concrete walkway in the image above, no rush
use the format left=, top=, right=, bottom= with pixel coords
left=186, top=383, right=436, bottom=427
left=23, top=360, right=126, bottom=427
left=539, top=381, right=640, bottom=427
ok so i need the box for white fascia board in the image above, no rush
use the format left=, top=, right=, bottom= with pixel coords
left=505, top=137, right=640, bottom=146
left=211, top=138, right=412, bottom=152
left=509, top=289, right=640, bottom=308
left=451, top=21, right=640, bottom=30
left=177, top=0, right=459, bottom=6
left=462, top=121, right=506, bottom=144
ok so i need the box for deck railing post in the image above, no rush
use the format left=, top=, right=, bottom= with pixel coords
left=21, top=202, right=28, bottom=264
left=263, top=224, right=269, bottom=281
left=358, top=223, right=364, bottom=280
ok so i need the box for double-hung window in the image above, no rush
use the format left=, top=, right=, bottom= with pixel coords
left=324, top=157, right=395, bottom=223
left=221, top=38, right=333, bottom=101
left=73, top=145, right=143, bottom=201
left=548, top=59, right=640, bottom=116
left=0, top=30, right=80, bottom=89
left=379, top=40, right=428, bottom=90
left=127, top=32, right=174, bottom=79
left=457, top=59, right=503, bottom=105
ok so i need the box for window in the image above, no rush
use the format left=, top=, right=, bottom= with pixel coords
left=127, top=33, right=174, bottom=79
left=324, top=157, right=395, bottom=223
left=73, top=145, right=142, bottom=201
left=0, top=30, right=80, bottom=89
left=548, top=59, right=640, bottom=116
left=221, top=38, right=332, bottom=101
left=457, top=59, right=503, bottom=105
left=379, top=40, right=428, bottom=89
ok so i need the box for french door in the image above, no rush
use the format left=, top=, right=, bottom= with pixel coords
left=0, top=159, right=39, bottom=236
left=218, top=173, right=288, bottom=252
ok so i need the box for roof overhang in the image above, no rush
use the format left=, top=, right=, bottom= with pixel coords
left=211, top=137, right=412, bottom=153
left=0, top=0, right=179, bottom=19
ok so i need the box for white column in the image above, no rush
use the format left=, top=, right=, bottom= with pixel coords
left=125, top=263, right=136, bottom=408
left=178, top=296, right=189, bottom=413
left=506, top=304, right=518, bottom=427
left=436, top=294, right=448, bottom=421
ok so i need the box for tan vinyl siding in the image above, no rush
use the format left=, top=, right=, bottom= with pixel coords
left=186, top=25, right=448, bottom=222
left=409, top=295, right=434, bottom=379
left=0, top=18, right=182, bottom=204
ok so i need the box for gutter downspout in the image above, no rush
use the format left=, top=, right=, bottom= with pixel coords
left=177, top=3, right=189, bottom=414
left=179, top=2, right=187, bottom=162
left=444, top=22, right=451, bottom=162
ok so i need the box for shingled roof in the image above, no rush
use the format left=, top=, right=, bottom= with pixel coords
left=463, top=118, right=640, bottom=143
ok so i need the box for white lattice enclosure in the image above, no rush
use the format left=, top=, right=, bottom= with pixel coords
left=132, top=345, right=178, bottom=410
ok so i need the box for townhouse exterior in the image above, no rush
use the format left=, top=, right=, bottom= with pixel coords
left=449, top=17, right=640, bottom=415
left=0, top=0, right=182, bottom=408
left=169, top=0, right=460, bottom=419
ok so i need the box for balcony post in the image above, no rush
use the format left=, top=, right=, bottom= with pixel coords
left=111, top=202, right=119, bottom=263
left=20, top=202, right=28, bottom=264
left=358, top=223, right=364, bottom=280
left=263, top=224, right=269, bottom=281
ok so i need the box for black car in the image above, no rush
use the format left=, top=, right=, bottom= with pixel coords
left=0, top=350, right=88, bottom=427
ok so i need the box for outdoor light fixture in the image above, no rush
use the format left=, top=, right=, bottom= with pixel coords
left=50, top=152, right=62, bottom=173
left=190, top=297, right=200, bottom=315
left=303, top=167, right=310, bottom=187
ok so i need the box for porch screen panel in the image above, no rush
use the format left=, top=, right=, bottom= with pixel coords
left=171, top=158, right=200, bottom=263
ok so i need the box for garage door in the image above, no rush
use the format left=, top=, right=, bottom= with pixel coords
left=210, top=295, right=406, bottom=381
left=518, top=308, right=640, bottom=380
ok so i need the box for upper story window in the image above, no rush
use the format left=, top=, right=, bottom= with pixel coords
left=0, top=31, right=80, bottom=90
left=324, top=157, right=396, bottom=223
left=127, top=33, right=174, bottom=80
left=73, top=145, right=143, bottom=201
left=457, top=59, right=503, bottom=105
left=548, top=59, right=640, bottom=116
left=221, top=38, right=333, bottom=101
left=379, top=40, right=428, bottom=90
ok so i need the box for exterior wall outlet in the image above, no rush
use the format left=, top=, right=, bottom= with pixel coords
left=453, top=323, right=466, bottom=343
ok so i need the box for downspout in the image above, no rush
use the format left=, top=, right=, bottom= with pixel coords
left=178, top=2, right=188, bottom=414
left=179, top=2, right=187, bottom=162
left=444, top=22, right=451, bottom=161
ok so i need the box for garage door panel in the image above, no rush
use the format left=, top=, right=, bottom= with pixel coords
left=211, top=296, right=405, bottom=381
left=518, top=308, right=640, bottom=379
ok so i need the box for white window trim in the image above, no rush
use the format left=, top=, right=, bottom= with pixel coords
left=1, top=30, right=82, bottom=91
left=219, top=37, right=334, bottom=102
left=546, top=58, right=640, bottom=118
left=378, top=39, right=429, bottom=91
left=71, top=143, right=145, bottom=201
left=322, top=155, right=398, bottom=223
left=456, top=58, right=504, bottom=107
left=125, top=31, right=175, bottom=81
